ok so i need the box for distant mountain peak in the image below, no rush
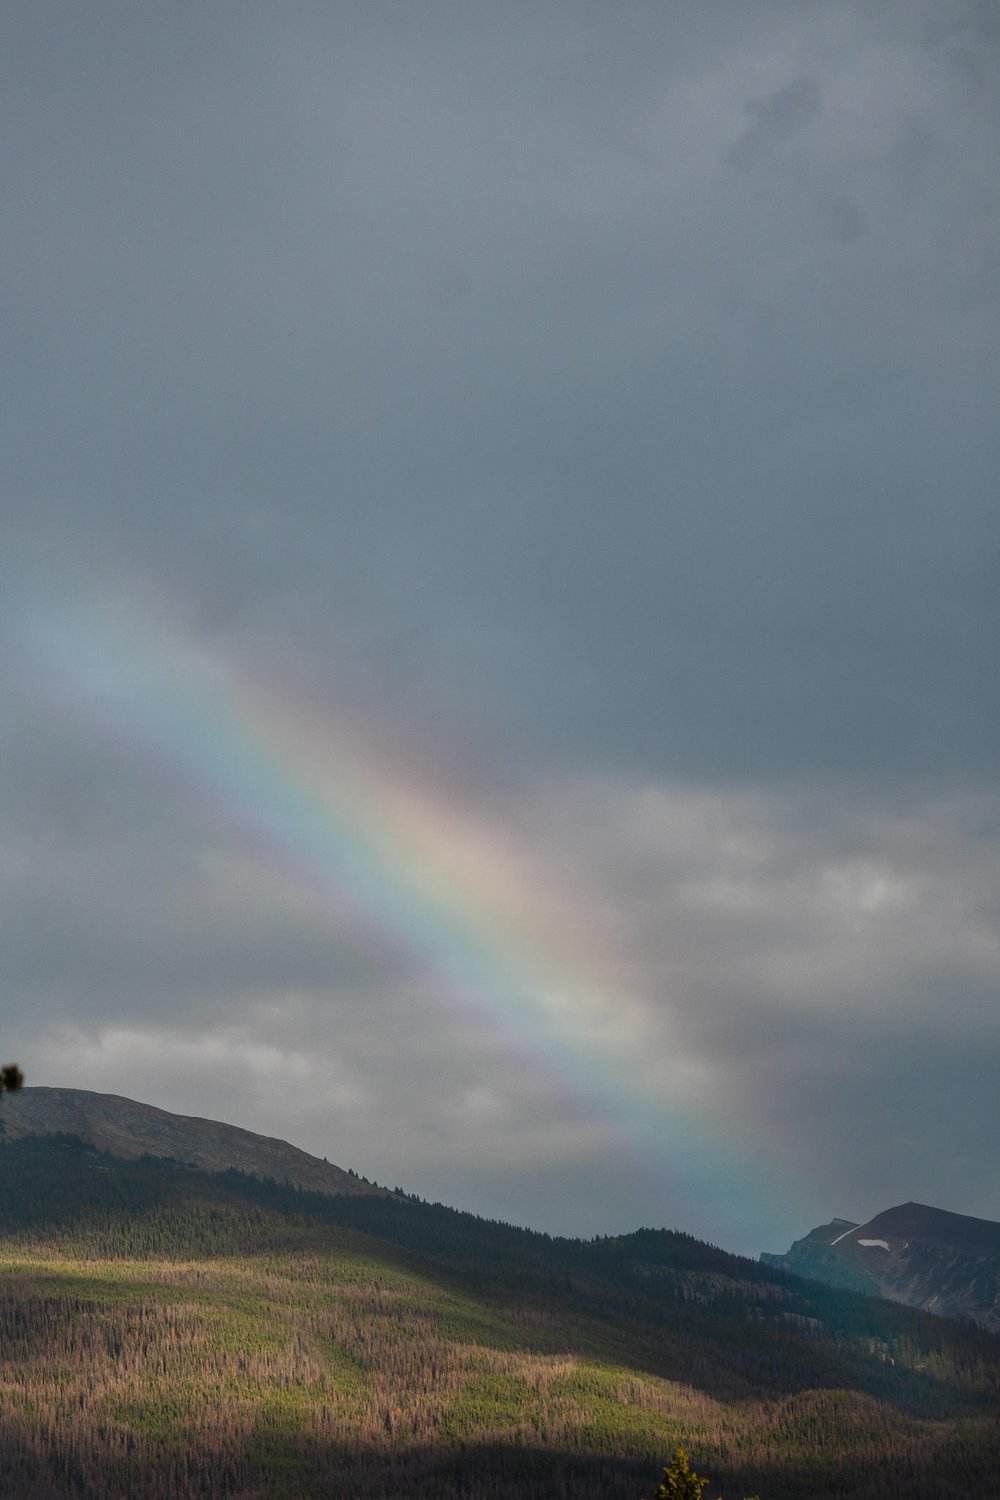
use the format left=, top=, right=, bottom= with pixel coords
left=1, top=1086, right=387, bottom=1200
left=763, top=1200, right=1000, bottom=1330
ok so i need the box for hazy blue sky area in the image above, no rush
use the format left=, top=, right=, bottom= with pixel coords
left=1, top=1, right=998, bottom=1254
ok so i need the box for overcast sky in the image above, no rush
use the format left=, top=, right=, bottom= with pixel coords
left=1, top=0, right=997, bottom=1255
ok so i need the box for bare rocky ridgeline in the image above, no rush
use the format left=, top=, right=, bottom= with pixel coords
left=762, top=1201, right=1000, bottom=1332
left=1, top=1086, right=387, bottom=1199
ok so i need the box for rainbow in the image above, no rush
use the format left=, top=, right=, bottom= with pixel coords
left=15, top=589, right=779, bottom=1237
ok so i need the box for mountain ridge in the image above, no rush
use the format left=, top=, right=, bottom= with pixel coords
left=1, top=1092, right=999, bottom=1496
left=0, top=1129, right=999, bottom=1498
left=763, top=1200, right=1000, bottom=1331
left=1, top=1085, right=387, bottom=1200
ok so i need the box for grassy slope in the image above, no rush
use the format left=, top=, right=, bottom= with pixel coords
left=0, top=1136, right=997, bottom=1500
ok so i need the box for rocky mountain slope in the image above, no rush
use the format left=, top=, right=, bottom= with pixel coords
left=1, top=1085, right=385, bottom=1198
left=762, top=1201, right=1000, bottom=1331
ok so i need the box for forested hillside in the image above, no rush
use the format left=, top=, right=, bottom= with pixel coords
left=0, top=1134, right=997, bottom=1499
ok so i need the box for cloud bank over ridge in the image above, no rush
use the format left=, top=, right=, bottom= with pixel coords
left=1, top=0, right=997, bottom=1251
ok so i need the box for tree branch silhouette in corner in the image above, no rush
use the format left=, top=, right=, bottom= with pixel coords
left=0, top=1066, right=24, bottom=1095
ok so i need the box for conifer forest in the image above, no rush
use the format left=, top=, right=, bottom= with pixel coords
left=0, top=1135, right=997, bottom=1499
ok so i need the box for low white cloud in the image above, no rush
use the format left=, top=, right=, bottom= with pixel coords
left=30, top=1013, right=367, bottom=1118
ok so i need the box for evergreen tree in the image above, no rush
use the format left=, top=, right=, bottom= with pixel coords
left=645, top=1447, right=760, bottom=1500
left=648, top=1447, right=712, bottom=1500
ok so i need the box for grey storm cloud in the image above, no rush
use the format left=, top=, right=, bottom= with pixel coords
left=726, top=76, right=822, bottom=169
left=1, top=0, right=998, bottom=1252
left=823, top=194, right=869, bottom=243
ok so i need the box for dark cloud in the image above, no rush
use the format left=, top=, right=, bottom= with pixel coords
left=824, top=194, right=869, bottom=243
left=923, top=0, right=1000, bottom=87
left=1, top=0, right=998, bottom=1251
left=727, top=76, right=823, bottom=170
